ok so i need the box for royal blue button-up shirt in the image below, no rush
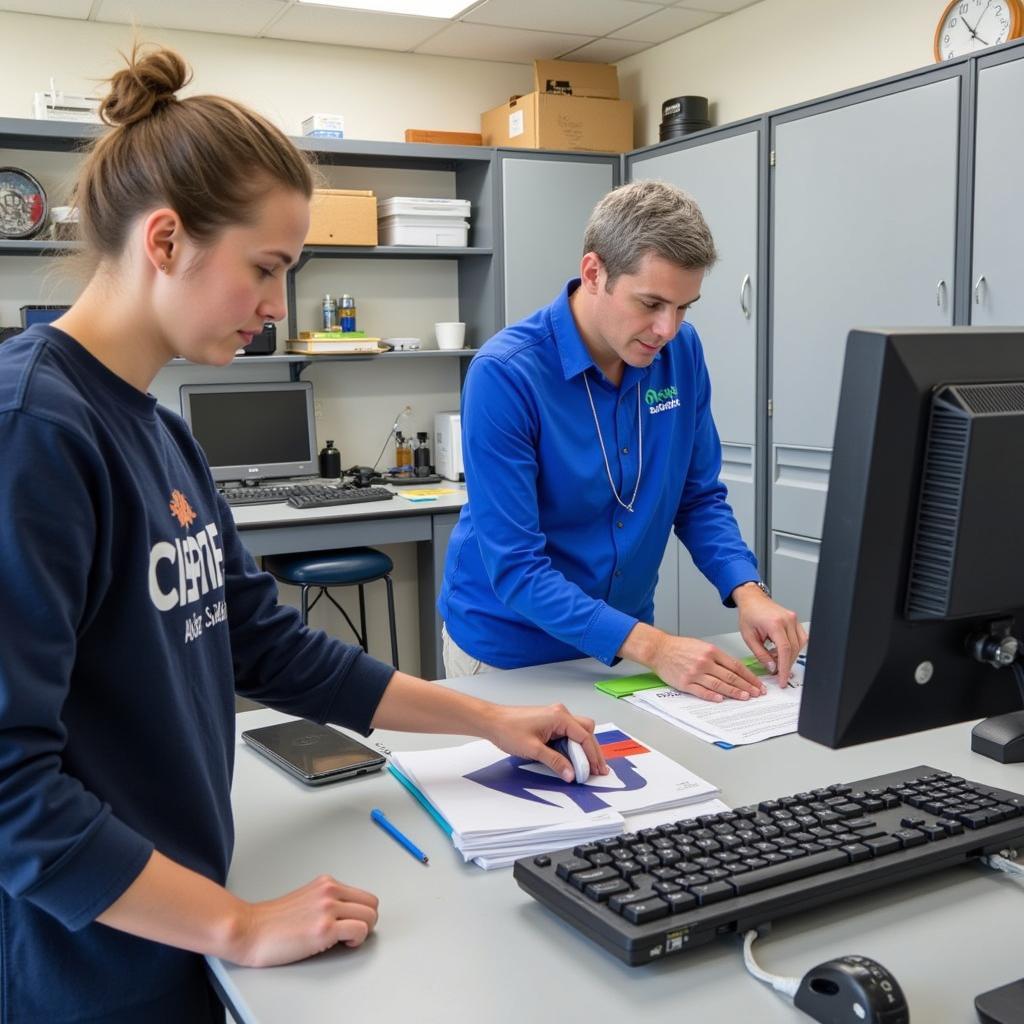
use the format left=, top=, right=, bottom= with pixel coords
left=438, top=280, right=758, bottom=669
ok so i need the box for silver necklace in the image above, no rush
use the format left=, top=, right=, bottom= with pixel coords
left=583, top=370, right=643, bottom=513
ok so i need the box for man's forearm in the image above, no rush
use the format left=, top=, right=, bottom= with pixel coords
left=618, top=621, right=666, bottom=667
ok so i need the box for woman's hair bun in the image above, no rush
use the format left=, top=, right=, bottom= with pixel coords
left=99, top=45, right=191, bottom=128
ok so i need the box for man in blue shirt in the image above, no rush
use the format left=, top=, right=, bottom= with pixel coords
left=439, top=180, right=806, bottom=700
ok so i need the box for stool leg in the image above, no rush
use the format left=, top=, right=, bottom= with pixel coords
left=300, top=585, right=310, bottom=625
left=357, top=585, right=369, bottom=654
left=384, top=574, right=399, bottom=669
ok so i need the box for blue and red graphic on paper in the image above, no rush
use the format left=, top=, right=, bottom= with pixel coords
left=463, top=728, right=650, bottom=813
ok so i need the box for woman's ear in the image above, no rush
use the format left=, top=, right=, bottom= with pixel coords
left=142, top=208, right=182, bottom=275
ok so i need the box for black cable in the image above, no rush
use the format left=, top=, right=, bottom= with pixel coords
left=1012, top=660, right=1024, bottom=706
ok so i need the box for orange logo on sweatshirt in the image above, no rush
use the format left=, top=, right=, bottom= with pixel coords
left=168, top=489, right=197, bottom=529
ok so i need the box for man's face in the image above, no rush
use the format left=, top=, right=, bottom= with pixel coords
left=586, top=252, right=704, bottom=371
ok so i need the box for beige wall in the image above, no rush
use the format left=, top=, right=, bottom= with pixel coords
left=619, top=0, right=946, bottom=148
left=0, top=11, right=530, bottom=140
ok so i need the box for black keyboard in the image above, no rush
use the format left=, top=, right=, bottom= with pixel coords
left=286, top=486, right=394, bottom=509
left=513, top=766, right=1024, bottom=966
left=221, top=483, right=345, bottom=506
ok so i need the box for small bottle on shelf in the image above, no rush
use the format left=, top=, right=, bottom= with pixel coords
left=339, top=294, right=357, bottom=332
left=321, top=294, right=336, bottom=330
left=395, top=431, right=413, bottom=473
left=414, top=431, right=432, bottom=477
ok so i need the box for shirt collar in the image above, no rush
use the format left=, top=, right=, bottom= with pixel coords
left=549, top=278, right=658, bottom=389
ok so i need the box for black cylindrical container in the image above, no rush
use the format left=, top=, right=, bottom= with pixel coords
left=319, top=440, right=342, bottom=478
left=661, top=95, right=708, bottom=122
left=414, top=431, right=432, bottom=477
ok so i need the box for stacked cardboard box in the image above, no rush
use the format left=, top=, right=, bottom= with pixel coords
left=481, top=60, right=633, bottom=154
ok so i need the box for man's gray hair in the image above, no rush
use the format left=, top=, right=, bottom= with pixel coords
left=582, top=179, right=717, bottom=286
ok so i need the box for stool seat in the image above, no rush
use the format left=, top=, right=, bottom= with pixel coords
left=264, top=547, right=394, bottom=586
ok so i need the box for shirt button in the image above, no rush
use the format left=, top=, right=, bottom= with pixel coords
left=614, top=570, right=623, bottom=577
left=616, top=521, right=624, bottom=529
left=621, top=446, right=629, bottom=454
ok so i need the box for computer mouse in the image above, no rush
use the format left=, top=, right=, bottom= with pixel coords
left=547, top=737, right=590, bottom=784
left=794, top=954, right=908, bottom=1024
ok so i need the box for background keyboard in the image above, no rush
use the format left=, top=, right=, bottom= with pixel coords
left=287, top=486, right=394, bottom=509
left=513, top=766, right=1024, bottom=966
left=221, top=483, right=344, bottom=506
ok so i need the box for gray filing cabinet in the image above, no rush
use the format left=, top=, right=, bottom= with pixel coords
left=500, top=153, right=617, bottom=325
left=631, top=128, right=760, bottom=638
left=769, top=75, right=960, bottom=619
left=971, top=54, right=1024, bottom=326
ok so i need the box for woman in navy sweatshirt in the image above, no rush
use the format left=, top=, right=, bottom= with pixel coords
left=0, top=45, right=605, bottom=1024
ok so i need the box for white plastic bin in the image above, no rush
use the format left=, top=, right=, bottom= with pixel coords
left=377, top=197, right=472, bottom=247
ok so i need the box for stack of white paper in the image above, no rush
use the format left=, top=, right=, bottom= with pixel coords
left=390, top=724, right=721, bottom=869
left=625, top=664, right=805, bottom=747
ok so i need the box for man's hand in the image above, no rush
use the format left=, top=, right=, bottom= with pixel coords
left=620, top=622, right=766, bottom=702
left=480, top=702, right=609, bottom=783
left=731, top=583, right=807, bottom=684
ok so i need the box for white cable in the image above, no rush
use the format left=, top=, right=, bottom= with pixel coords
left=981, top=849, right=1024, bottom=878
left=742, top=930, right=801, bottom=1000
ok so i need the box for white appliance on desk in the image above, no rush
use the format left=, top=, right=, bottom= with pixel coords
left=434, top=411, right=463, bottom=482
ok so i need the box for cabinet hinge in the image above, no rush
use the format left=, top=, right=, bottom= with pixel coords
left=769, top=149, right=776, bottom=167
left=767, top=399, right=774, bottom=417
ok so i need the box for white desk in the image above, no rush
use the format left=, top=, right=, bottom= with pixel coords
left=231, top=486, right=468, bottom=678
left=210, top=633, right=1024, bottom=1023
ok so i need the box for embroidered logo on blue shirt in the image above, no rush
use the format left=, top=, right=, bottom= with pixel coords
left=645, top=385, right=680, bottom=415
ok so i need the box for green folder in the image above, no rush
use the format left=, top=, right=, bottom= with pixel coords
left=596, top=657, right=769, bottom=698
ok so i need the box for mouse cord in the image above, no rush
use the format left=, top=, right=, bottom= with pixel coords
left=741, top=930, right=801, bottom=1000
left=981, top=848, right=1024, bottom=878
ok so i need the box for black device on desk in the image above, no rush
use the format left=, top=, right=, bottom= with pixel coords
left=515, top=329, right=1024, bottom=1020
left=242, top=718, right=384, bottom=785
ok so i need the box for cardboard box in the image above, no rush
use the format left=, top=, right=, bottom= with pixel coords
left=481, top=92, right=633, bottom=154
left=532, top=59, right=619, bottom=100
left=405, top=129, right=483, bottom=147
left=306, top=189, right=378, bottom=246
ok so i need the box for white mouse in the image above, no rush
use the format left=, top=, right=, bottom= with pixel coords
left=548, top=737, right=590, bottom=784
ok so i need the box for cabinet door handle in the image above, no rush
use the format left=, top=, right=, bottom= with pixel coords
left=739, top=274, right=752, bottom=319
left=974, top=274, right=987, bottom=304
left=936, top=279, right=948, bottom=309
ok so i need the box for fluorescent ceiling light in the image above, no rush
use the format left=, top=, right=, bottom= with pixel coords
left=295, top=0, right=476, bottom=16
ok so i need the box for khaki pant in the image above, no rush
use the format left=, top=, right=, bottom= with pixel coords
left=441, top=623, right=502, bottom=678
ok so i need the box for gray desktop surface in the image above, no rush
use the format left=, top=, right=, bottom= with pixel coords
left=211, top=635, right=1024, bottom=1023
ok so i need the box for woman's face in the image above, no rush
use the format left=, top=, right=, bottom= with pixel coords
left=159, top=186, right=310, bottom=366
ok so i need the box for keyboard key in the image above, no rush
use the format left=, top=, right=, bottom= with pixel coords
left=609, top=889, right=656, bottom=914
left=919, top=825, right=948, bottom=841
left=533, top=855, right=551, bottom=867
left=574, top=844, right=599, bottom=858
left=666, top=891, right=698, bottom=913
left=650, top=866, right=681, bottom=881
left=653, top=881, right=682, bottom=896
left=556, top=857, right=591, bottom=880
left=688, top=882, right=734, bottom=906
left=623, top=899, right=670, bottom=924
left=730, top=849, right=848, bottom=895
left=894, top=829, right=927, bottom=848
left=616, top=860, right=643, bottom=880
left=584, top=878, right=630, bottom=902
left=840, top=843, right=871, bottom=862
left=588, top=853, right=613, bottom=867
left=863, top=836, right=901, bottom=857
left=569, top=867, right=619, bottom=890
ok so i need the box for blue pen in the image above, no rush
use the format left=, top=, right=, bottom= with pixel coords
left=371, top=808, right=429, bottom=864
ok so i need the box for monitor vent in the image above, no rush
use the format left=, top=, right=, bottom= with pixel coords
left=906, top=397, right=970, bottom=618
left=952, top=381, right=1024, bottom=415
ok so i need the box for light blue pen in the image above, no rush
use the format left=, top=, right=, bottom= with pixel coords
left=370, top=808, right=429, bottom=864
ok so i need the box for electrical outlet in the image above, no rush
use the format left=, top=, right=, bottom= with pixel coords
left=314, top=400, right=323, bottom=419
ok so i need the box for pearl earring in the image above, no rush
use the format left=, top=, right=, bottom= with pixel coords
left=160, top=263, right=169, bottom=273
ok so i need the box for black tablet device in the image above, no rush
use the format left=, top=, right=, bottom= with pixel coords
left=241, top=719, right=385, bottom=786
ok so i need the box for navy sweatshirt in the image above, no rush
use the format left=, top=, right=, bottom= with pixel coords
left=0, top=326, right=395, bottom=1023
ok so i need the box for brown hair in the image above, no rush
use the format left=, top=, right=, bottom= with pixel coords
left=75, top=45, right=313, bottom=265
left=582, top=179, right=717, bottom=287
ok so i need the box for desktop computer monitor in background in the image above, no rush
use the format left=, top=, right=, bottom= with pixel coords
left=798, top=328, right=1024, bottom=763
left=179, top=381, right=318, bottom=484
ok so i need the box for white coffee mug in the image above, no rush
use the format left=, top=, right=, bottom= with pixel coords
left=435, top=322, right=466, bottom=350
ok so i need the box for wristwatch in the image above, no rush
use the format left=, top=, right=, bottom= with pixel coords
left=739, top=580, right=771, bottom=597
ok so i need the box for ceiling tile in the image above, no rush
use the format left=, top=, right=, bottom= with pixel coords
left=415, top=22, right=592, bottom=62
left=559, top=37, right=652, bottom=62
left=613, top=5, right=718, bottom=42
left=464, top=0, right=660, bottom=37
left=0, top=0, right=93, bottom=16
left=265, top=5, right=446, bottom=49
left=674, top=0, right=761, bottom=12
left=94, top=0, right=287, bottom=36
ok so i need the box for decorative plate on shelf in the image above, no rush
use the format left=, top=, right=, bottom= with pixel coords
left=0, top=167, right=47, bottom=239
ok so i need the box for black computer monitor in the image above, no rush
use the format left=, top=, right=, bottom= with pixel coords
left=798, top=328, right=1024, bottom=763
left=179, top=381, right=318, bottom=484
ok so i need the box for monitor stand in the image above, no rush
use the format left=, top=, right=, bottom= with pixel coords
left=976, top=976, right=1024, bottom=1023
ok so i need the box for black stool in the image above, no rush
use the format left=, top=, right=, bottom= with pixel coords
left=263, top=547, right=398, bottom=667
